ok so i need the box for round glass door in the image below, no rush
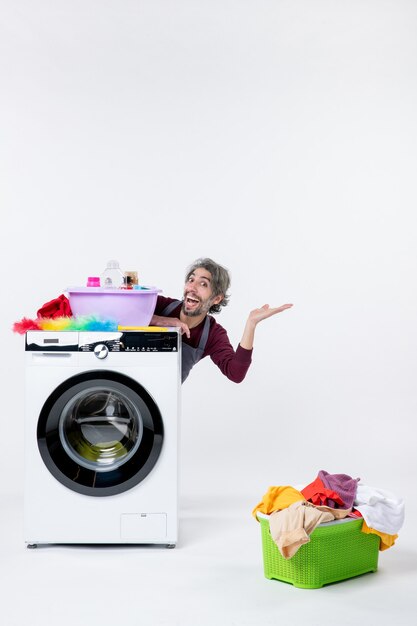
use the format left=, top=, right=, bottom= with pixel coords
left=37, top=371, right=163, bottom=496
left=59, top=387, right=143, bottom=472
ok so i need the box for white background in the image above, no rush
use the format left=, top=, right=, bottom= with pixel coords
left=1, top=1, right=416, bottom=624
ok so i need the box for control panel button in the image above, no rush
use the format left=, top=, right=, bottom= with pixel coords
left=94, top=344, right=109, bottom=359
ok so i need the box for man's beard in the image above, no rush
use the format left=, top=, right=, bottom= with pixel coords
left=182, top=298, right=211, bottom=318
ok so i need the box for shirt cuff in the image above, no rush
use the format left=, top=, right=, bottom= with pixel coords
left=236, top=344, right=253, bottom=363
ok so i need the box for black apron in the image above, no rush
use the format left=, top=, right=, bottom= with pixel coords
left=161, top=300, right=210, bottom=383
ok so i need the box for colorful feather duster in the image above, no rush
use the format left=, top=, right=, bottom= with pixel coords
left=13, top=317, right=43, bottom=333
left=13, top=315, right=118, bottom=334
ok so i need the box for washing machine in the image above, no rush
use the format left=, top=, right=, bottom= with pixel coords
left=24, top=329, right=180, bottom=548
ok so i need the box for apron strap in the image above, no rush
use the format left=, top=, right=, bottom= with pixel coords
left=162, top=300, right=211, bottom=351
left=160, top=300, right=211, bottom=383
left=198, top=315, right=211, bottom=351
left=161, top=300, right=182, bottom=316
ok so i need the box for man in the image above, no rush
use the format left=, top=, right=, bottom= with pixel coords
left=150, top=258, right=293, bottom=383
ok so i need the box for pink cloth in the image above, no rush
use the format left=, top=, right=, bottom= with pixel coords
left=318, top=470, right=360, bottom=509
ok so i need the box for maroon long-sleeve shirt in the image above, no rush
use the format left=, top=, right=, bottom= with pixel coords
left=155, top=296, right=252, bottom=383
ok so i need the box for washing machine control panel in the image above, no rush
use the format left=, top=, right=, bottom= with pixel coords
left=79, top=332, right=179, bottom=352
left=118, top=331, right=179, bottom=352
left=26, top=330, right=179, bottom=352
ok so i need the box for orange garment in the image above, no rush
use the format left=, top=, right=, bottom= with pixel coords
left=252, top=485, right=306, bottom=519
left=361, top=520, right=398, bottom=551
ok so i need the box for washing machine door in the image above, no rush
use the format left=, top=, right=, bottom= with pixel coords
left=37, top=371, right=163, bottom=496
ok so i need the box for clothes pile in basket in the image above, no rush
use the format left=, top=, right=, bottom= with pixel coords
left=253, top=470, right=405, bottom=560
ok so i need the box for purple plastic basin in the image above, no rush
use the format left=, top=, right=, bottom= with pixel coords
left=66, top=287, right=161, bottom=326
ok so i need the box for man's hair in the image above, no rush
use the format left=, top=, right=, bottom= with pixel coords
left=185, top=258, right=231, bottom=314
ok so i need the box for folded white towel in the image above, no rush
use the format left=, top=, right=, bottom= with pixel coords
left=354, top=484, right=405, bottom=535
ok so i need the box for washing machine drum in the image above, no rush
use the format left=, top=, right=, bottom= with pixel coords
left=37, top=371, right=164, bottom=496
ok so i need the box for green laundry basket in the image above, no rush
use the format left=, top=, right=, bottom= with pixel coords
left=257, top=513, right=380, bottom=589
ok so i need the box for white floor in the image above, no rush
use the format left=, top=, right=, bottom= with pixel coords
left=1, top=491, right=416, bottom=626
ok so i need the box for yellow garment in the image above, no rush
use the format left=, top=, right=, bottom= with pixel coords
left=361, top=519, right=398, bottom=551
left=252, top=485, right=306, bottom=519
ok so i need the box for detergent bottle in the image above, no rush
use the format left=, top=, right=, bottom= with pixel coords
left=101, top=260, right=125, bottom=289
left=86, top=276, right=100, bottom=287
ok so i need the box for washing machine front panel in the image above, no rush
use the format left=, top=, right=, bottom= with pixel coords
left=37, top=370, right=164, bottom=496
left=26, top=330, right=180, bottom=511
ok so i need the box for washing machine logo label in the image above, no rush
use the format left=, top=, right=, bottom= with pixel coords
left=94, top=344, right=109, bottom=359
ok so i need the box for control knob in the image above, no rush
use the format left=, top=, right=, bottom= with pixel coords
left=94, top=344, right=109, bottom=359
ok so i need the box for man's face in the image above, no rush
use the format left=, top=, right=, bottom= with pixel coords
left=182, top=267, right=223, bottom=317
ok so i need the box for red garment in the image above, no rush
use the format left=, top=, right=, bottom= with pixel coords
left=37, top=294, right=72, bottom=319
left=301, top=476, right=345, bottom=508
